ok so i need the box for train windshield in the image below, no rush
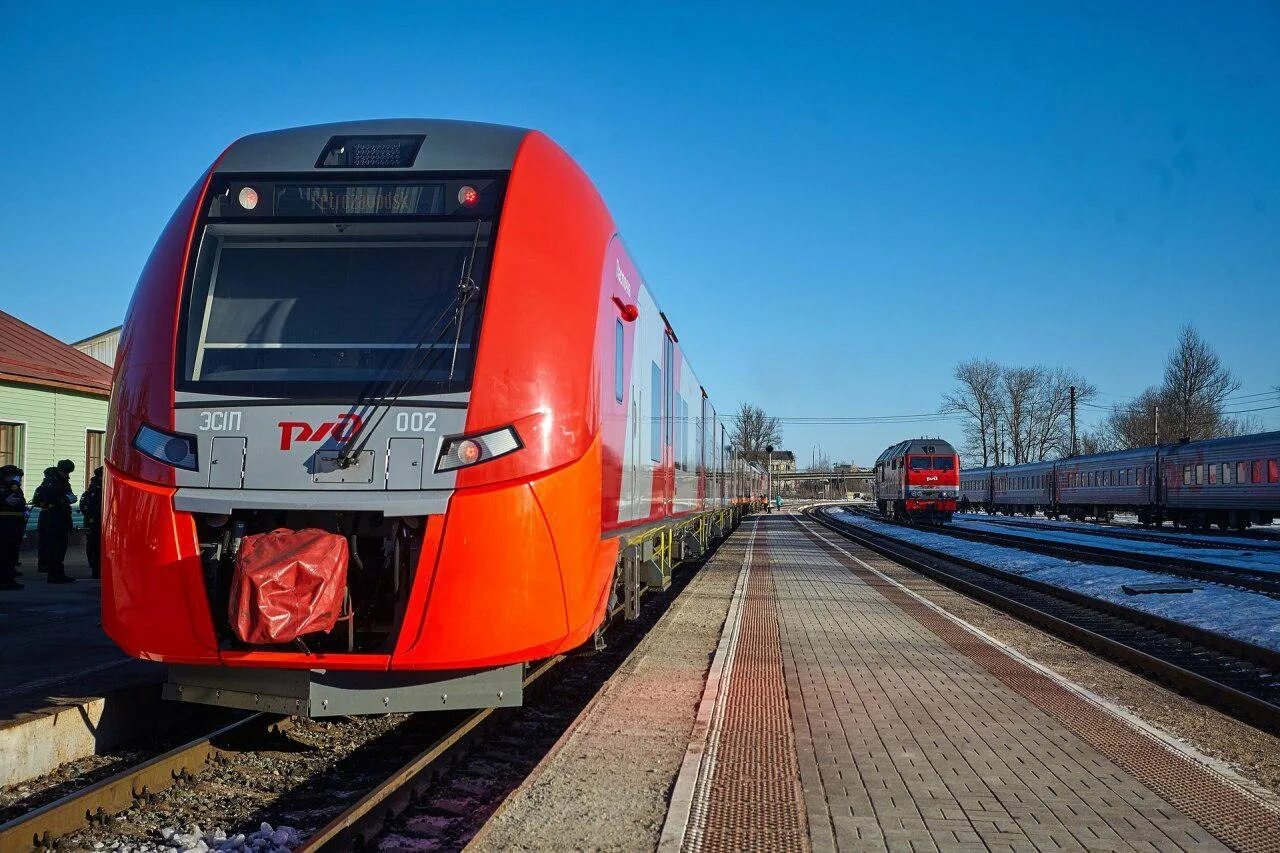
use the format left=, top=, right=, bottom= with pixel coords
left=910, top=456, right=955, bottom=470
left=177, top=221, right=493, bottom=396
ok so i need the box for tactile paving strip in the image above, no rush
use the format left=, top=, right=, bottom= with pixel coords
left=695, top=527, right=808, bottom=852
left=802, top=519, right=1280, bottom=853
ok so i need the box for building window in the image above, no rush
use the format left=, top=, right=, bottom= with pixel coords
left=614, top=320, right=624, bottom=404
left=85, top=430, right=105, bottom=489
left=0, top=422, right=23, bottom=468
left=650, top=362, right=662, bottom=463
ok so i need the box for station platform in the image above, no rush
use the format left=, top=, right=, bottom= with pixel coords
left=658, top=511, right=1280, bottom=852
left=480, top=510, right=1280, bottom=851
left=0, top=544, right=159, bottom=786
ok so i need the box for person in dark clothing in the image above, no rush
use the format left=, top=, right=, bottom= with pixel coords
left=33, top=463, right=76, bottom=583
left=80, top=467, right=103, bottom=579
left=0, top=465, right=26, bottom=590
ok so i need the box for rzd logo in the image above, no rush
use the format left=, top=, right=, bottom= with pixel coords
left=277, top=414, right=363, bottom=451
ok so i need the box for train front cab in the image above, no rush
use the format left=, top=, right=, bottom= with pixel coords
left=101, top=121, right=753, bottom=717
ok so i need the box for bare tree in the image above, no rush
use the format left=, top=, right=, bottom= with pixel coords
left=1102, top=387, right=1162, bottom=449
left=1024, top=367, right=1096, bottom=461
left=941, top=359, right=1001, bottom=466
left=1159, top=324, right=1240, bottom=442
left=730, top=403, right=782, bottom=454
left=1077, top=429, right=1115, bottom=455
left=998, top=367, right=1041, bottom=464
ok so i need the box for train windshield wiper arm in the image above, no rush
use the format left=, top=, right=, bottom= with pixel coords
left=337, top=222, right=485, bottom=466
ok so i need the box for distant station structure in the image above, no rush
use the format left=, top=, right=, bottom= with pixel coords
left=0, top=311, right=112, bottom=490
left=740, top=449, right=872, bottom=498
left=72, top=325, right=122, bottom=367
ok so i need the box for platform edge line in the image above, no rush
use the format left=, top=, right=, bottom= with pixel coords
left=657, top=519, right=757, bottom=853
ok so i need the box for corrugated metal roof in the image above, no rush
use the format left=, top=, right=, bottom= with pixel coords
left=0, top=310, right=113, bottom=396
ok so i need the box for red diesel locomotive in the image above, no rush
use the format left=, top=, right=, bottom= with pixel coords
left=102, top=119, right=763, bottom=715
left=872, top=438, right=960, bottom=522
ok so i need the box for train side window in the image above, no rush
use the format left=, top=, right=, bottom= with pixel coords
left=1196, top=464, right=1205, bottom=485
left=1237, top=462, right=1249, bottom=485
left=1208, top=464, right=1217, bottom=485
left=1270, top=459, right=1279, bottom=483
left=1183, top=466, right=1191, bottom=485
left=614, top=320, right=624, bottom=403
left=650, top=361, right=662, bottom=463
left=1223, top=464, right=1233, bottom=485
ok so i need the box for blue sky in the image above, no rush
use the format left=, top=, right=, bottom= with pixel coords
left=1, top=3, right=1276, bottom=464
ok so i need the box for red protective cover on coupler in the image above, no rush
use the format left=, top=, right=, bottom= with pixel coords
left=230, top=529, right=349, bottom=645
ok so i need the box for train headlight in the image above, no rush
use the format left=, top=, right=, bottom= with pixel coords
left=436, top=426, right=522, bottom=473
left=133, top=423, right=199, bottom=471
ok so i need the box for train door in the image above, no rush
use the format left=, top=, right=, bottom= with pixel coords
left=629, top=387, right=641, bottom=519
left=699, top=392, right=709, bottom=507
left=663, top=334, right=675, bottom=513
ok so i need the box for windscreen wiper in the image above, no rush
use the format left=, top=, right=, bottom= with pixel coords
left=336, top=222, right=485, bottom=466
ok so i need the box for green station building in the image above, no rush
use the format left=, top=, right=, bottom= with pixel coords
left=0, top=310, right=113, bottom=497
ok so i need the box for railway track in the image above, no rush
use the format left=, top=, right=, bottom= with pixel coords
left=805, top=506, right=1280, bottom=733
left=865, top=507, right=1280, bottom=599
left=0, top=714, right=291, bottom=853
left=294, top=656, right=562, bottom=852
left=958, top=511, right=1280, bottom=552
left=2, top=534, right=722, bottom=852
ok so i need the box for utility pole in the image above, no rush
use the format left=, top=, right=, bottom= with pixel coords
left=765, top=444, right=774, bottom=513
left=1069, top=385, right=1077, bottom=457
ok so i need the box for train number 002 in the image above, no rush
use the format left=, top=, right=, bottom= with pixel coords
left=198, top=410, right=242, bottom=431
left=395, top=412, right=438, bottom=433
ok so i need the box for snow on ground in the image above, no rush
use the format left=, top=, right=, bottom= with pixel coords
left=101, top=822, right=299, bottom=852
left=951, top=517, right=1280, bottom=575
left=959, top=512, right=1280, bottom=552
left=827, top=508, right=1280, bottom=653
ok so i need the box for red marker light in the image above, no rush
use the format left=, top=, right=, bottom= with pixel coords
left=458, top=185, right=479, bottom=207
left=238, top=187, right=259, bottom=210
left=456, top=439, right=481, bottom=465
left=612, top=296, right=639, bottom=322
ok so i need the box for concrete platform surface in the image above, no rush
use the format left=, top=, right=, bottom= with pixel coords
left=654, top=512, right=1280, bottom=852
left=0, top=544, right=160, bottom=785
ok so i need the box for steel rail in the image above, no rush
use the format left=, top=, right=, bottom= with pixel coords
left=0, top=713, right=288, bottom=853
left=962, top=510, right=1280, bottom=546
left=958, top=512, right=1280, bottom=552
left=804, top=507, right=1280, bottom=733
left=295, top=656, right=565, bottom=852
left=861, top=507, right=1280, bottom=598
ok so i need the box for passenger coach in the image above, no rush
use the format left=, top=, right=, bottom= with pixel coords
left=102, top=120, right=763, bottom=716
left=958, top=431, right=1280, bottom=530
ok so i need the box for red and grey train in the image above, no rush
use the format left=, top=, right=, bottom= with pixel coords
left=102, top=119, right=765, bottom=715
left=959, top=431, right=1280, bottom=530
left=872, top=438, right=960, bottom=522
